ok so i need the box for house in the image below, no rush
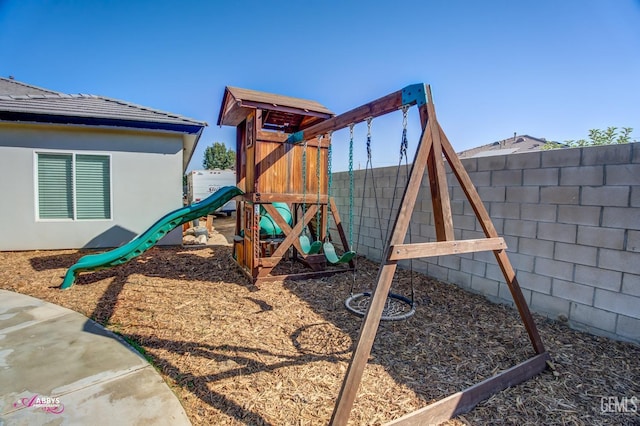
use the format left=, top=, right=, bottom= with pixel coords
left=0, top=77, right=206, bottom=250
left=457, top=134, right=548, bottom=158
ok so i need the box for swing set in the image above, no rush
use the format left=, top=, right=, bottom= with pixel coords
left=218, top=84, right=548, bottom=424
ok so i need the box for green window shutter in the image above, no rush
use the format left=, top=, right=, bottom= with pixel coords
left=38, top=153, right=73, bottom=219
left=76, top=155, right=111, bottom=220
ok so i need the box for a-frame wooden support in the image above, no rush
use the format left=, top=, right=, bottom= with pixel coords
left=288, top=84, right=549, bottom=425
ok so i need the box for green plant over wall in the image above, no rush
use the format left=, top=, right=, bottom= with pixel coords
left=542, top=127, right=634, bottom=150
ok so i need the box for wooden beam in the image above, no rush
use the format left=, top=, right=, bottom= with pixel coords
left=288, top=89, right=405, bottom=143
left=247, top=193, right=329, bottom=204
left=388, top=238, right=506, bottom=260
left=437, top=124, right=546, bottom=354
left=330, top=90, right=435, bottom=425
left=422, top=90, right=454, bottom=241
left=262, top=203, right=317, bottom=257
left=385, top=352, right=550, bottom=426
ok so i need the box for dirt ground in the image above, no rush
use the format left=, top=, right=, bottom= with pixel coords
left=1, top=215, right=638, bottom=425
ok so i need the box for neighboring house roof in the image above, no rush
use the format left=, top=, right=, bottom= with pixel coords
left=0, top=76, right=206, bottom=171
left=457, top=134, right=548, bottom=158
left=217, top=86, right=333, bottom=131
left=0, top=77, right=61, bottom=96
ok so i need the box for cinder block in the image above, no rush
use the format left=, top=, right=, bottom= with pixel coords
left=504, top=219, right=537, bottom=238
left=560, top=166, right=604, bottom=186
left=506, top=151, right=541, bottom=169
left=477, top=218, right=504, bottom=235
left=438, top=255, right=461, bottom=270
left=541, top=148, right=581, bottom=167
left=448, top=269, right=471, bottom=288
left=581, top=186, right=630, bottom=207
left=471, top=276, right=500, bottom=297
left=506, top=252, right=535, bottom=272
left=453, top=214, right=476, bottom=230
left=599, top=249, right=640, bottom=275
left=490, top=202, right=520, bottom=219
left=477, top=155, right=506, bottom=171
left=451, top=200, right=465, bottom=215
left=540, top=186, right=580, bottom=204
left=498, top=282, right=532, bottom=305
left=575, top=265, right=622, bottom=291
left=534, top=257, right=574, bottom=281
left=468, top=171, right=491, bottom=186
left=537, top=222, right=577, bottom=243
left=634, top=142, right=640, bottom=163
left=606, top=164, right=640, bottom=185
left=552, top=279, right=594, bottom=305
left=632, top=187, right=640, bottom=207
left=621, top=273, right=640, bottom=297
left=627, top=230, right=640, bottom=252
left=473, top=249, right=496, bottom=263
left=557, top=205, right=601, bottom=226
left=594, top=289, right=640, bottom=319
left=577, top=226, right=624, bottom=249
left=616, top=315, right=640, bottom=343
left=555, top=241, right=598, bottom=267
left=463, top=229, right=487, bottom=241
left=521, top=203, right=557, bottom=222
left=602, top=207, right=640, bottom=230
left=477, top=186, right=505, bottom=202
left=485, top=264, right=504, bottom=281
left=582, top=143, right=632, bottom=165
left=492, top=169, right=522, bottom=186
left=461, top=258, right=487, bottom=276
left=427, top=263, right=450, bottom=281
left=524, top=168, right=559, bottom=186
left=506, top=186, right=539, bottom=203
left=461, top=158, right=477, bottom=173
left=531, top=291, right=571, bottom=318
left=517, top=270, right=552, bottom=293
left=519, top=237, right=555, bottom=258
left=570, top=302, right=617, bottom=332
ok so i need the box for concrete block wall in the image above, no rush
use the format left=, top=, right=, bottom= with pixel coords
left=331, top=142, right=640, bottom=344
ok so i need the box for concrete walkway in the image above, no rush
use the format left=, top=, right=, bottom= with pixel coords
left=0, top=290, right=191, bottom=425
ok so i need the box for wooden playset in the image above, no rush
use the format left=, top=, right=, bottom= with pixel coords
left=218, top=84, right=549, bottom=425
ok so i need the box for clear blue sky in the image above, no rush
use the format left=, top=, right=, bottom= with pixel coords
left=1, top=0, right=639, bottom=172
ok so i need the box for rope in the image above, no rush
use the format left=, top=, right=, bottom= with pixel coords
left=301, top=139, right=307, bottom=236
left=325, top=133, right=333, bottom=238
left=316, top=135, right=322, bottom=240
left=348, top=124, right=354, bottom=250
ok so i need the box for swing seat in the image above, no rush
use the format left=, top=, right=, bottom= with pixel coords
left=299, top=235, right=322, bottom=255
left=323, top=242, right=356, bottom=264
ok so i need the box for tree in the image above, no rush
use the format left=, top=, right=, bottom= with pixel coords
left=202, top=142, right=236, bottom=170
left=542, top=127, right=634, bottom=150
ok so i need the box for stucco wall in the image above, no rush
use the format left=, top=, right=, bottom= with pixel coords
left=332, top=142, right=640, bottom=345
left=0, top=122, right=184, bottom=250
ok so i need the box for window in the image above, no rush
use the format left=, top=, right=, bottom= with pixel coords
left=36, top=152, right=111, bottom=220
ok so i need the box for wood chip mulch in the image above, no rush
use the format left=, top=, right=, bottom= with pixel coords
left=1, top=220, right=638, bottom=425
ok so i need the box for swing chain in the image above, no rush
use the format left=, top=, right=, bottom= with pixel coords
left=316, top=134, right=323, bottom=239
left=401, top=106, right=409, bottom=161
left=301, top=139, right=307, bottom=235
left=366, top=117, right=373, bottom=161
left=326, top=134, right=333, bottom=237
left=348, top=124, right=354, bottom=249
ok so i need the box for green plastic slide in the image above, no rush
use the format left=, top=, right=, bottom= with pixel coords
left=61, top=186, right=243, bottom=289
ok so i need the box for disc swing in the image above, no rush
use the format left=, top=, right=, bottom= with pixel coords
left=322, top=132, right=356, bottom=265
left=298, top=138, right=323, bottom=255
left=345, top=112, right=416, bottom=321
